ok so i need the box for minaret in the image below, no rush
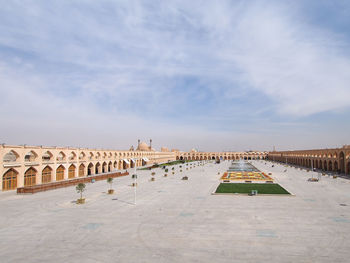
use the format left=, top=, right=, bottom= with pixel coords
left=150, top=139, right=152, bottom=151
left=138, top=139, right=140, bottom=149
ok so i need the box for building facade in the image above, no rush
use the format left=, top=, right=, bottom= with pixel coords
left=175, top=150, right=268, bottom=161
left=1, top=143, right=269, bottom=191
left=268, top=145, right=350, bottom=175
left=0, top=144, right=175, bottom=191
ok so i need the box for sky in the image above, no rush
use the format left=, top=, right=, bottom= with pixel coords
left=0, top=0, right=349, bottom=152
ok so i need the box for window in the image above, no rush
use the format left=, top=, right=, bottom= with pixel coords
left=68, top=165, right=75, bottom=179
left=56, top=166, right=65, bottom=181
left=2, top=169, right=18, bottom=190
left=42, top=166, right=52, bottom=184
left=24, top=167, right=36, bottom=186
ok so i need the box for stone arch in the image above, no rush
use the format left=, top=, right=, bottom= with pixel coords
left=56, top=165, right=65, bottom=181
left=42, top=165, right=52, bottom=183
left=123, top=160, right=129, bottom=169
left=108, top=161, right=112, bottom=172
left=2, top=168, right=18, bottom=190
left=24, top=167, right=37, bottom=186
left=79, top=152, right=86, bottom=160
left=339, top=151, right=345, bottom=173
left=68, top=164, right=76, bottom=179
left=118, top=160, right=123, bottom=170
left=3, top=150, right=19, bottom=162
left=102, top=162, right=107, bottom=173
left=25, top=150, right=38, bottom=162
left=88, top=163, right=94, bottom=175
left=346, top=160, right=350, bottom=175
left=334, top=161, right=338, bottom=172
left=79, top=164, right=85, bottom=177
left=95, top=162, right=101, bottom=174
left=68, top=152, right=76, bottom=161
left=324, top=160, right=327, bottom=171
left=42, top=151, right=53, bottom=161
left=113, top=161, right=118, bottom=169
left=56, top=151, right=66, bottom=161
left=328, top=161, right=333, bottom=172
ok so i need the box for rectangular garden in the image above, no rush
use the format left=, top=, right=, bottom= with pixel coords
left=215, top=183, right=290, bottom=195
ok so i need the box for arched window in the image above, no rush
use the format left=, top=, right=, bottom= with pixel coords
left=24, top=167, right=36, bottom=186
left=25, top=151, right=37, bottom=162
left=57, top=152, right=66, bottom=161
left=79, top=164, right=85, bottom=177
left=42, top=151, right=53, bottom=161
left=3, top=150, right=19, bottom=162
left=42, top=166, right=52, bottom=184
left=56, top=166, right=65, bottom=181
left=69, top=152, right=76, bottom=161
left=79, top=152, right=85, bottom=160
left=2, top=169, right=18, bottom=190
left=68, top=164, right=76, bottom=179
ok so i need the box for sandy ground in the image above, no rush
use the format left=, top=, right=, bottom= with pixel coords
left=0, top=160, right=350, bottom=263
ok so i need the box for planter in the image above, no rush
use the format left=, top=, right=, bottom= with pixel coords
left=108, top=189, right=114, bottom=194
left=77, top=198, right=85, bottom=204
left=172, top=172, right=175, bottom=175
left=164, top=174, right=168, bottom=177
left=151, top=177, right=155, bottom=181
left=132, top=183, right=138, bottom=187
left=182, top=176, right=188, bottom=180
left=333, top=175, right=337, bottom=179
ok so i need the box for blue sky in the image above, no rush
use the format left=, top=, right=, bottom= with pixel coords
left=0, top=0, right=349, bottom=151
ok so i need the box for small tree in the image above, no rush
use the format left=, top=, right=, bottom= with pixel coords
left=107, top=177, right=113, bottom=190
left=76, top=183, right=86, bottom=200
left=165, top=168, right=169, bottom=173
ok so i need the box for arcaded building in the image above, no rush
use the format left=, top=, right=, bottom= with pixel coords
left=268, top=145, right=350, bottom=175
left=0, top=142, right=174, bottom=191
left=1, top=142, right=268, bottom=192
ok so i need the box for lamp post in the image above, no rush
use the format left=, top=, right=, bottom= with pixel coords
left=132, top=164, right=137, bottom=205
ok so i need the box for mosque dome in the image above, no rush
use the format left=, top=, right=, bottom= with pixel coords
left=137, top=142, right=150, bottom=151
left=190, top=148, right=198, bottom=153
left=161, top=147, right=169, bottom=152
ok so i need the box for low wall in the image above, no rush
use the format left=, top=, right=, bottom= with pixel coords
left=17, top=171, right=129, bottom=194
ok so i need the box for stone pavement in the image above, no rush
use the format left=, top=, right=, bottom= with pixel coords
left=0, top=160, right=350, bottom=263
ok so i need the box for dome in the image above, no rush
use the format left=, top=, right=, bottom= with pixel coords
left=190, top=148, right=198, bottom=153
left=161, top=147, right=169, bottom=152
left=137, top=142, right=150, bottom=151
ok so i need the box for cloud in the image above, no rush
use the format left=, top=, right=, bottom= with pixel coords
left=0, top=0, right=350, bottom=150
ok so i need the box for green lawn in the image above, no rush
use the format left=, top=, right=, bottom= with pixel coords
left=215, top=183, right=290, bottom=195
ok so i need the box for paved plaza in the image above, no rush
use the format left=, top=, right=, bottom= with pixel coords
left=0, top=161, right=350, bottom=262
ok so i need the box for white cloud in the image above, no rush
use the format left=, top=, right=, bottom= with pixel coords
left=0, top=1, right=350, bottom=150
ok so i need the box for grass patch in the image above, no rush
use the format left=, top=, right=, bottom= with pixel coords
left=215, top=183, right=290, bottom=195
